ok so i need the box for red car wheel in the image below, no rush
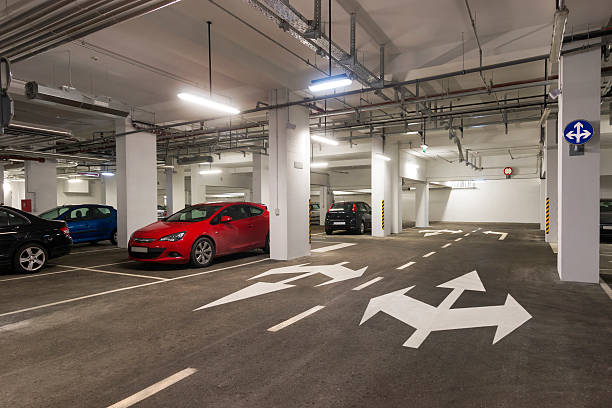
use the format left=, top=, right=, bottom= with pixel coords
left=190, top=237, right=215, bottom=267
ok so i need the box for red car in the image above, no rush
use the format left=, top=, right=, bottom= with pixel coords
left=129, top=202, right=269, bottom=267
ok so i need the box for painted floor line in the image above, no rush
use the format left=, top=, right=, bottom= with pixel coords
left=600, top=279, right=612, bottom=300
left=441, top=243, right=452, bottom=248
left=454, top=238, right=463, bottom=242
left=311, top=242, right=357, bottom=253
left=267, top=305, right=325, bottom=332
left=352, top=277, right=384, bottom=291
left=72, top=247, right=124, bottom=255
left=464, top=233, right=470, bottom=237
left=397, top=261, right=416, bottom=270
left=0, top=269, right=75, bottom=282
left=107, top=367, right=198, bottom=408
left=0, top=258, right=270, bottom=318
left=423, top=251, right=436, bottom=258
left=81, top=268, right=168, bottom=281
left=56, top=260, right=135, bottom=270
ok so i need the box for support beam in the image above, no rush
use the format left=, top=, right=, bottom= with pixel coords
left=557, top=46, right=600, bottom=283
left=190, top=165, right=206, bottom=205
left=268, top=88, right=311, bottom=260
left=24, top=159, right=56, bottom=214
left=319, top=185, right=332, bottom=226
left=252, top=152, right=269, bottom=206
left=101, top=175, right=117, bottom=209
left=166, top=161, right=185, bottom=214
left=371, top=136, right=398, bottom=237
left=545, top=119, right=558, bottom=243
left=0, top=165, right=4, bottom=205
left=415, top=183, right=430, bottom=228
left=115, top=118, right=157, bottom=248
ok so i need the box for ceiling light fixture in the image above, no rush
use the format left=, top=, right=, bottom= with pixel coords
left=199, top=169, right=222, bottom=175
left=375, top=153, right=391, bottom=161
left=68, top=178, right=83, bottom=183
left=178, top=92, right=240, bottom=115
left=310, top=162, right=329, bottom=168
left=550, top=6, right=569, bottom=62
left=101, top=172, right=115, bottom=177
left=405, top=131, right=420, bottom=135
left=311, top=135, right=339, bottom=146
left=308, top=73, right=352, bottom=93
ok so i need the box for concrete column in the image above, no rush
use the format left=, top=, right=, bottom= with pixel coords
left=389, top=143, right=402, bottom=234
left=166, top=162, right=185, bottom=213
left=243, top=188, right=251, bottom=202
left=101, top=174, right=117, bottom=208
left=557, top=46, right=600, bottom=283
left=268, top=88, right=310, bottom=260
left=371, top=135, right=394, bottom=237
left=115, top=118, right=157, bottom=248
left=190, top=165, right=206, bottom=205
left=415, top=183, right=430, bottom=228
left=319, top=185, right=331, bottom=226
left=0, top=165, right=4, bottom=205
left=24, top=159, right=57, bottom=214
left=539, top=179, right=546, bottom=231
left=252, top=152, right=269, bottom=206
left=545, top=119, right=558, bottom=243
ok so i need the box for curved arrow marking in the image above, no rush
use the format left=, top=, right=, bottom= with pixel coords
left=360, top=271, right=531, bottom=348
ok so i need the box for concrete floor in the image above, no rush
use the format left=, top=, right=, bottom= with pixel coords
left=0, top=224, right=610, bottom=407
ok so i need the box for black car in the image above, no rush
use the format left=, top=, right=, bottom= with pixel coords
left=601, top=199, right=612, bottom=241
left=0, top=206, right=72, bottom=274
left=325, top=201, right=372, bottom=235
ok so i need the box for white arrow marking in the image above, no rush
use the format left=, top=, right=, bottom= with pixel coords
left=565, top=122, right=592, bottom=143
left=483, top=231, right=508, bottom=240
left=360, top=271, right=531, bottom=348
left=195, top=263, right=367, bottom=309
left=419, top=229, right=463, bottom=237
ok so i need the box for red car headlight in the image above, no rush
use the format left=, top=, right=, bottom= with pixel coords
left=158, top=231, right=186, bottom=242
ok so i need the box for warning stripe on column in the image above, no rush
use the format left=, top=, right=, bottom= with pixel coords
left=545, top=197, right=550, bottom=234
left=382, top=199, right=385, bottom=230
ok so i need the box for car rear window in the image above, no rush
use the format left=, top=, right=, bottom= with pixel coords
left=166, top=205, right=223, bottom=222
left=39, top=207, right=70, bottom=220
left=329, top=203, right=354, bottom=211
left=601, top=201, right=612, bottom=212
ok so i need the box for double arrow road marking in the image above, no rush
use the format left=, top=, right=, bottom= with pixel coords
left=483, top=231, right=508, bottom=241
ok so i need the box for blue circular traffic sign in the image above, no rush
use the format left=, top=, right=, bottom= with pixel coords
left=563, top=119, right=594, bottom=145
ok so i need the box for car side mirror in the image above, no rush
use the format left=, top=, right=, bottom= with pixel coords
left=221, top=215, right=233, bottom=223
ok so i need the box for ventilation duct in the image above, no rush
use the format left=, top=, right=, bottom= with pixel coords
left=177, top=155, right=214, bottom=166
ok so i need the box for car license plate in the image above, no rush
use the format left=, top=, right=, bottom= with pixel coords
left=603, top=226, right=612, bottom=230
left=131, top=246, right=148, bottom=253
left=334, top=221, right=345, bottom=225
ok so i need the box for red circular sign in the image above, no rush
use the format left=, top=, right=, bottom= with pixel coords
left=504, top=167, right=513, bottom=176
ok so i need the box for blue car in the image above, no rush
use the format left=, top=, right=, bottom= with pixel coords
left=39, top=205, right=117, bottom=245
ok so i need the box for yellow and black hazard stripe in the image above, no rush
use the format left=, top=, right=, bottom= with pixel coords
left=545, top=197, right=550, bottom=234
left=382, top=199, right=385, bottom=230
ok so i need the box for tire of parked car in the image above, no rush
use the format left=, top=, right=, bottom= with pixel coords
left=13, top=243, right=48, bottom=274
left=358, top=221, right=366, bottom=235
left=110, top=230, right=118, bottom=246
left=264, top=233, right=270, bottom=253
left=325, top=227, right=333, bottom=235
left=190, top=237, right=215, bottom=267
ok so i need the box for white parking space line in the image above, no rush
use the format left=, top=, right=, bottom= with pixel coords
left=600, top=279, right=612, bottom=300
left=72, top=247, right=124, bottom=255
left=423, top=251, right=436, bottom=258
left=0, top=269, right=75, bottom=282
left=441, top=243, right=452, bottom=248
left=352, top=277, right=383, bottom=291
left=464, top=233, right=470, bottom=237
left=311, top=243, right=357, bottom=253
left=107, top=367, right=198, bottom=408
left=0, top=258, right=271, bottom=318
left=454, top=238, right=463, bottom=242
left=267, top=305, right=325, bottom=332
left=82, top=268, right=168, bottom=281
left=397, top=261, right=416, bottom=270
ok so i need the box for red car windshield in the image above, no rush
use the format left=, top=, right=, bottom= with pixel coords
left=165, top=205, right=223, bottom=222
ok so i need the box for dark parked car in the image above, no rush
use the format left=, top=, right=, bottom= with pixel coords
left=39, top=204, right=117, bottom=245
left=325, top=201, right=371, bottom=235
left=601, top=199, right=612, bottom=240
left=0, top=206, right=72, bottom=273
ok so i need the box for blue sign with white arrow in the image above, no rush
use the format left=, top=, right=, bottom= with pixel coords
left=563, top=119, right=594, bottom=145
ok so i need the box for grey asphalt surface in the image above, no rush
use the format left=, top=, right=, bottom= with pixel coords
left=0, top=223, right=610, bottom=407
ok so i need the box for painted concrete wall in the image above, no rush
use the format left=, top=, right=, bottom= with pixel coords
left=57, top=180, right=105, bottom=206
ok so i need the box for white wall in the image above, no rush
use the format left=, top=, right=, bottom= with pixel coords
left=4, top=180, right=25, bottom=209
left=57, top=180, right=105, bottom=206
left=402, top=179, right=540, bottom=223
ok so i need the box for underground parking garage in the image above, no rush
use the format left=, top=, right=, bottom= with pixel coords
left=0, top=1, right=611, bottom=407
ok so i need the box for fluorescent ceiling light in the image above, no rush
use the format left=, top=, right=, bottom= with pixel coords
left=3, top=182, right=10, bottom=192
left=550, top=7, right=569, bottom=62
left=311, top=135, right=339, bottom=146
left=471, top=124, right=487, bottom=128
left=308, top=74, right=352, bottom=92
left=355, top=189, right=372, bottom=194
left=101, top=172, right=115, bottom=177
left=375, top=153, right=391, bottom=161
left=405, top=131, right=420, bottom=135
left=310, top=162, right=329, bottom=168
left=333, top=190, right=358, bottom=195
left=199, top=169, right=222, bottom=175
left=68, top=178, right=83, bottom=183
left=178, top=92, right=240, bottom=115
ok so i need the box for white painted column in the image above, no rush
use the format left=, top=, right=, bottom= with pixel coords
left=252, top=152, right=269, bottom=206
left=371, top=135, right=393, bottom=237
left=319, top=185, right=331, bottom=226
left=268, top=88, right=310, bottom=260
left=415, top=182, right=430, bottom=228
left=190, top=165, right=206, bottom=205
left=0, top=165, right=4, bottom=205
left=243, top=188, right=251, bottom=202
left=24, top=159, right=57, bottom=214
left=539, top=179, right=546, bottom=231
left=166, top=162, right=185, bottom=213
left=557, top=46, right=600, bottom=283
left=116, top=118, right=157, bottom=248
left=389, top=142, right=402, bottom=234
left=545, top=119, right=558, bottom=243
left=101, top=174, right=117, bottom=208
